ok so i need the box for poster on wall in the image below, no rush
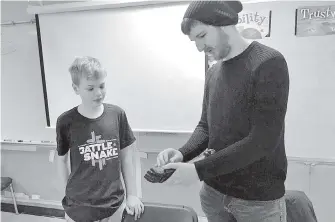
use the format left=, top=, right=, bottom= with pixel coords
left=236, top=10, right=272, bottom=40
left=206, top=10, right=272, bottom=70
left=295, top=5, right=335, bottom=37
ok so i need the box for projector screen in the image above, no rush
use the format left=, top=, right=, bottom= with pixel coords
left=37, top=4, right=205, bottom=132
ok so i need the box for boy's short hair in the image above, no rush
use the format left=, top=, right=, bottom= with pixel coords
left=69, top=56, right=107, bottom=86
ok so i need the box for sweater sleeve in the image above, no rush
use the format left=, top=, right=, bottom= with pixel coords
left=178, top=69, right=212, bottom=162
left=194, top=56, right=290, bottom=181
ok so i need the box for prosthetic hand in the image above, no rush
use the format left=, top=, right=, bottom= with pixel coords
left=144, top=166, right=176, bottom=183
left=144, top=148, right=215, bottom=183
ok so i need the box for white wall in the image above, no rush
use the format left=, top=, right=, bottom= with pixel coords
left=1, top=1, right=54, bottom=142
left=2, top=0, right=335, bottom=159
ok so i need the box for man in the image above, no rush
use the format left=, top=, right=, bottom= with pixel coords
left=156, top=1, right=290, bottom=222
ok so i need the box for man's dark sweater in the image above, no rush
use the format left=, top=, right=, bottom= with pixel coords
left=179, top=41, right=290, bottom=201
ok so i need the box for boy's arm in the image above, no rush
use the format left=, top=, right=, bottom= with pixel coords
left=120, top=143, right=137, bottom=197
left=119, top=109, right=138, bottom=197
left=56, top=117, right=71, bottom=192
left=56, top=153, right=71, bottom=189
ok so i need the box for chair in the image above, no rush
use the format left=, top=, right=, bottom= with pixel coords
left=285, top=190, right=318, bottom=222
left=121, top=202, right=198, bottom=222
left=1, top=177, right=19, bottom=214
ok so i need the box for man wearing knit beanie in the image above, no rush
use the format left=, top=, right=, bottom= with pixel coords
left=157, top=1, right=290, bottom=222
left=181, top=0, right=245, bottom=61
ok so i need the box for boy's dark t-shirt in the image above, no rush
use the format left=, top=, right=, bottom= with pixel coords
left=56, top=103, right=136, bottom=222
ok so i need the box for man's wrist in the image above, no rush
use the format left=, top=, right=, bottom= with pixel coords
left=193, top=161, right=205, bottom=181
left=192, top=163, right=200, bottom=180
left=177, top=149, right=185, bottom=162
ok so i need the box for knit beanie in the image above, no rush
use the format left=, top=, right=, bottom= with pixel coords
left=181, top=1, right=243, bottom=35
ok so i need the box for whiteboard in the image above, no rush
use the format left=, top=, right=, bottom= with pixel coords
left=38, top=4, right=205, bottom=132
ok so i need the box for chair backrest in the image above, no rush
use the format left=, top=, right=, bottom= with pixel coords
left=121, top=202, right=198, bottom=222
left=1, top=177, right=12, bottom=191
left=285, top=190, right=318, bottom=222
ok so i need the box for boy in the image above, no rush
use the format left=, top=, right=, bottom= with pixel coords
left=56, top=56, right=144, bottom=222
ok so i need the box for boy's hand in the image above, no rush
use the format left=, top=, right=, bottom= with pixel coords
left=125, top=195, right=144, bottom=221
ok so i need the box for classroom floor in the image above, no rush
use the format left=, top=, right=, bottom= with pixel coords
left=1, top=212, right=208, bottom=222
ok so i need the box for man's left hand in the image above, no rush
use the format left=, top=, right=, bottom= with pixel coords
left=161, top=162, right=200, bottom=186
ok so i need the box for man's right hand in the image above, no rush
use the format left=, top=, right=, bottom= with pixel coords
left=156, top=148, right=183, bottom=167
